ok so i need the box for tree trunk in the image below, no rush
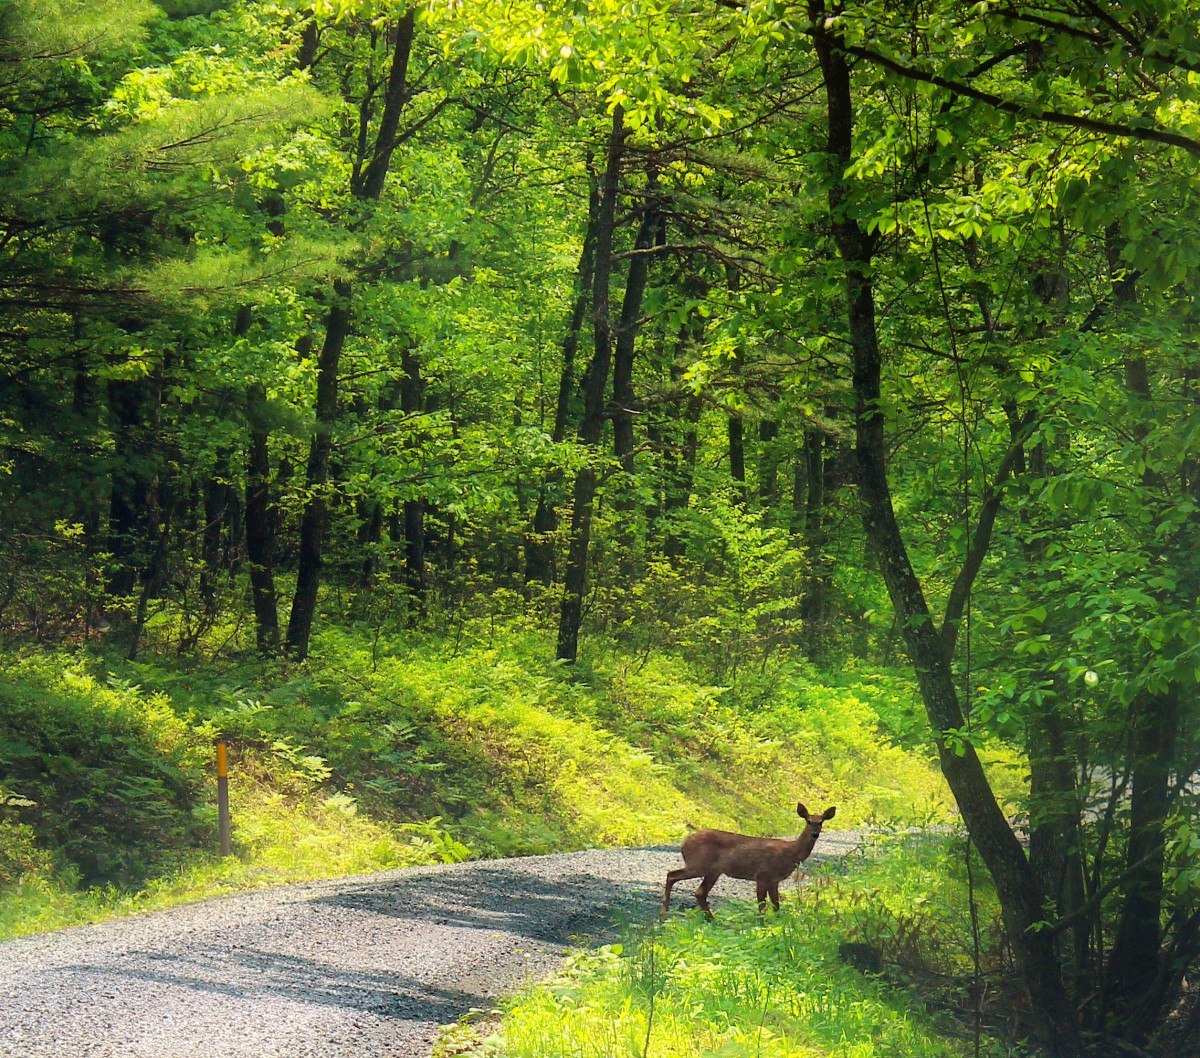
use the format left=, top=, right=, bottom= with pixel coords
left=128, top=478, right=175, bottom=662
left=526, top=182, right=600, bottom=586
left=611, top=179, right=659, bottom=471
left=352, top=9, right=416, bottom=201
left=286, top=278, right=352, bottom=659
left=105, top=377, right=158, bottom=601
left=1027, top=705, right=1088, bottom=994
left=245, top=379, right=281, bottom=656
left=1098, top=224, right=1185, bottom=1043
left=757, top=420, right=780, bottom=506
left=609, top=180, right=660, bottom=578
left=808, top=9, right=1084, bottom=1054
left=200, top=449, right=232, bottom=614
left=201, top=306, right=252, bottom=620
left=727, top=412, right=746, bottom=502
left=799, top=427, right=830, bottom=656
left=285, top=11, right=415, bottom=658
left=295, top=13, right=319, bottom=71
left=400, top=346, right=426, bottom=615
left=358, top=378, right=404, bottom=586
left=660, top=361, right=703, bottom=561
left=1103, top=688, right=1180, bottom=1043
left=1013, top=224, right=1091, bottom=989
left=557, top=106, right=625, bottom=662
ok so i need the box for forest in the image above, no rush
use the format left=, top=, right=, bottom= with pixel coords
left=2, top=1, right=1200, bottom=1056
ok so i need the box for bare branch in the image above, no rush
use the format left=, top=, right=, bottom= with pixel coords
left=940, top=412, right=1036, bottom=657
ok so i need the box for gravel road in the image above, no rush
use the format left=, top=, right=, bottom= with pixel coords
left=0, top=830, right=864, bottom=1058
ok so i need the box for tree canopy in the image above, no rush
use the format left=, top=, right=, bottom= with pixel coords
left=2, top=1, right=1200, bottom=1052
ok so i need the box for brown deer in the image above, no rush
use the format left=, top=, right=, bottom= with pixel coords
left=663, top=803, right=836, bottom=919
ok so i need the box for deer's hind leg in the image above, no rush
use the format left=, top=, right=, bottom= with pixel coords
left=664, top=867, right=702, bottom=914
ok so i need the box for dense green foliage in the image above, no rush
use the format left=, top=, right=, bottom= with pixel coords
left=0, top=661, right=205, bottom=885
left=2, top=0, right=1200, bottom=1052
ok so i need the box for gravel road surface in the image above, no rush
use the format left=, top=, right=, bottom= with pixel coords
left=0, top=830, right=864, bottom=1058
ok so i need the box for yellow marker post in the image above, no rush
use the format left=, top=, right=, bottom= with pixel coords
left=216, top=739, right=232, bottom=857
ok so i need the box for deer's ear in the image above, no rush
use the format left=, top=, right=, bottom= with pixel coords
left=823, top=806, right=837, bottom=820
left=797, top=802, right=809, bottom=818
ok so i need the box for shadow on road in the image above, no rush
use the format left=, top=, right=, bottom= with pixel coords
left=314, top=864, right=656, bottom=946
left=64, top=947, right=488, bottom=1024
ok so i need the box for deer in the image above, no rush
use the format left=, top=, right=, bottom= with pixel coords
left=662, top=803, right=837, bottom=919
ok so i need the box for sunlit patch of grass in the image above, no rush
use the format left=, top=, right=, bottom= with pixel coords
left=489, top=837, right=1007, bottom=1058
left=0, top=779, right=467, bottom=941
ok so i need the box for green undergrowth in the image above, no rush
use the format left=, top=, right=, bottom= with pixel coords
left=0, top=618, right=978, bottom=939
left=479, top=833, right=1011, bottom=1058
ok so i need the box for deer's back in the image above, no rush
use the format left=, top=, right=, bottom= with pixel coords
left=680, top=828, right=799, bottom=881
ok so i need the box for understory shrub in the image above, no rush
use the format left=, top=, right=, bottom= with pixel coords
left=0, top=657, right=208, bottom=884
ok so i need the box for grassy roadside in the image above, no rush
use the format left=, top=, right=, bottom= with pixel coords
left=459, top=833, right=1010, bottom=1058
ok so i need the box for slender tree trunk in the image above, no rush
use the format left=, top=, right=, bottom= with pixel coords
left=1103, top=688, right=1179, bottom=1041
left=128, top=479, right=176, bottom=661
left=286, top=279, right=352, bottom=658
left=526, top=182, right=600, bottom=586
left=657, top=299, right=706, bottom=560
left=358, top=378, right=404, bottom=586
left=1014, top=250, right=1092, bottom=1002
left=660, top=360, right=703, bottom=561
left=200, top=450, right=232, bottom=612
left=105, top=377, right=157, bottom=601
left=353, top=9, right=415, bottom=201
left=200, top=306, right=252, bottom=619
left=400, top=346, right=426, bottom=615
left=611, top=180, right=659, bottom=471
left=799, top=427, right=829, bottom=655
left=757, top=420, right=779, bottom=506
left=71, top=338, right=104, bottom=586
left=1027, top=704, right=1088, bottom=987
left=725, top=265, right=747, bottom=506
left=295, top=13, right=319, bottom=71
left=1015, top=212, right=1087, bottom=970
left=808, top=9, right=1084, bottom=1054
left=609, top=180, right=660, bottom=577
left=357, top=500, right=384, bottom=584
left=245, top=378, right=280, bottom=656
left=727, top=413, right=746, bottom=501
left=285, top=10, right=415, bottom=659
left=1098, top=224, right=1185, bottom=1043
left=557, top=106, right=625, bottom=662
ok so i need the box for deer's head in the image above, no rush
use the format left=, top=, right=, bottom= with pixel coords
left=797, top=803, right=837, bottom=834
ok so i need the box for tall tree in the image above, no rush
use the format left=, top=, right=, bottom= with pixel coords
left=557, top=105, right=625, bottom=662
left=285, top=8, right=419, bottom=659
left=806, top=4, right=1085, bottom=1053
